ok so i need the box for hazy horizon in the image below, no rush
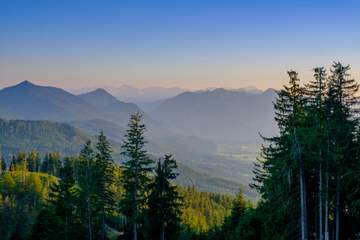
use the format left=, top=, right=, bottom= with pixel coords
left=1, top=0, right=360, bottom=91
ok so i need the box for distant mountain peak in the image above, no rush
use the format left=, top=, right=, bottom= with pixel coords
left=80, top=88, right=116, bottom=98
left=16, top=80, right=36, bottom=88
left=79, top=88, right=126, bottom=108
left=91, top=88, right=114, bottom=96
left=93, top=87, right=106, bottom=92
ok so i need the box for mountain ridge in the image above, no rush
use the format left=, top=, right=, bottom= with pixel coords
left=151, top=88, right=278, bottom=142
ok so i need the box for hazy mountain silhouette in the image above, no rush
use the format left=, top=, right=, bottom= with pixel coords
left=0, top=81, right=274, bottom=197
left=73, top=85, right=185, bottom=103
left=78, top=88, right=142, bottom=125
left=151, top=88, right=278, bottom=142
left=0, top=81, right=100, bottom=121
left=0, top=81, right=143, bottom=125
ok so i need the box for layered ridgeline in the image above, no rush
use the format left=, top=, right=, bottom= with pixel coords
left=150, top=88, right=278, bottom=142
left=0, top=81, right=274, bottom=198
left=0, top=81, right=142, bottom=123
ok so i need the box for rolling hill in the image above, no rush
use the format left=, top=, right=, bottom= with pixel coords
left=0, top=118, right=91, bottom=158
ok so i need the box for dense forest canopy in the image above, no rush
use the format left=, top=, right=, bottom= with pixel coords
left=0, top=114, right=236, bottom=240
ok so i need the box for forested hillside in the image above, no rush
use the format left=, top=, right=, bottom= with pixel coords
left=0, top=119, right=90, bottom=157
left=0, top=115, right=236, bottom=240
left=0, top=118, right=242, bottom=196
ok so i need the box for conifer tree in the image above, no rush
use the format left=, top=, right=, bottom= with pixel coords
left=325, top=62, right=359, bottom=240
left=254, top=70, right=308, bottom=239
left=0, top=157, right=6, bottom=174
left=304, top=67, right=328, bottom=239
left=77, top=141, right=97, bottom=240
left=121, top=113, right=154, bottom=240
left=28, top=151, right=41, bottom=172
left=9, top=155, right=16, bottom=171
left=95, top=132, right=115, bottom=240
left=147, top=155, right=182, bottom=240
left=48, top=159, right=78, bottom=240
left=28, top=208, right=62, bottom=240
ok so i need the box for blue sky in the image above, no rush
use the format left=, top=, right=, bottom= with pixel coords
left=1, top=0, right=359, bottom=90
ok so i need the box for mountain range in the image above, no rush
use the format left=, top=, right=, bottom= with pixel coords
left=0, top=81, right=141, bottom=123
left=72, top=85, right=186, bottom=103
left=150, top=88, right=278, bottom=142
left=0, top=80, right=278, bottom=198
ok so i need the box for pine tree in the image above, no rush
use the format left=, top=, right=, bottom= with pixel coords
left=325, top=62, right=359, bottom=240
left=77, top=141, right=98, bottom=240
left=28, top=208, right=62, bottom=240
left=0, top=157, right=6, bottom=174
left=304, top=67, right=328, bottom=239
left=254, top=70, right=308, bottom=239
left=121, top=113, right=154, bottom=240
left=147, top=155, right=182, bottom=240
left=28, top=151, right=41, bottom=172
left=48, top=159, right=78, bottom=240
left=95, top=131, right=115, bottom=240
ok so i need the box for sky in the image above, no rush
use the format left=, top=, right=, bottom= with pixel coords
left=1, top=0, right=360, bottom=91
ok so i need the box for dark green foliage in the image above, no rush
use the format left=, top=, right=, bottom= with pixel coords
left=120, top=113, right=154, bottom=239
left=28, top=208, right=62, bottom=240
left=47, top=159, right=80, bottom=240
left=251, top=62, right=360, bottom=239
left=146, top=155, right=182, bottom=240
left=76, top=141, right=99, bottom=240
left=27, top=151, right=41, bottom=172
left=0, top=156, right=6, bottom=173
left=0, top=119, right=91, bottom=158
left=41, top=152, right=62, bottom=176
left=94, top=132, right=115, bottom=240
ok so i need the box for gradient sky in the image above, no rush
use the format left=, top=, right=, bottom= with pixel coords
left=1, top=0, right=360, bottom=90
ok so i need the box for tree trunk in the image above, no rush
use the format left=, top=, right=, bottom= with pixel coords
left=160, top=223, right=165, bottom=240
left=319, top=161, right=323, bottom=240
left=335, top=173, right=340, bottom=240
left=300, top=164, right=308, bottom=240
left=133, top=186, right=138, bottom=240
left=88, top=201, right=92, bottom=240
left=133, top=222, right=137, bottom=240
left=324, top=173, right=329, bottom=240
left=101, top=211, right=105, bottom=240
left=65, top=214, right=68, bottom=240
left=295, top=129, right=308, bottom=240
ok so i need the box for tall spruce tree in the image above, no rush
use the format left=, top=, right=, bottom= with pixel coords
left=95, top=132, right=115, bottom=240
left=121, top=113, right=154, bottom=240
left=147, top=155, right=182, bottom=240
left=77, top=141, right=98, bottom=240
left=48, top=159, right=78, bottom=240
left=325, top=62, right=359, bottom=240
left=304, top=67, right=328, bottom=239
left=254, top=70, right=308, bottom=239
left=253, top=62, right=360, bottom=239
